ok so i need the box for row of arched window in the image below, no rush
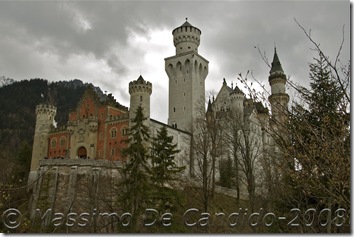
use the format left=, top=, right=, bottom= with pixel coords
left=110, top=126, right=129, bottom=138
left=50, top=126, right=129, bottom=149
left=51, top=137, right=66, bottom=148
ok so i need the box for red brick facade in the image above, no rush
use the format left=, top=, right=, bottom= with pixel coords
left=47, top=87, right=129, bottom=161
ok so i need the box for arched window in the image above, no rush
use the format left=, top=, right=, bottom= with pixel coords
left=121, top=126, right=129, bottom=136
left=111, top=148, right=115, bottom=156
left=60, top=137, right=66, bottom=147
left=51, top=138, right=57, bottom=148
left=111, top=127, right=117, bottom=138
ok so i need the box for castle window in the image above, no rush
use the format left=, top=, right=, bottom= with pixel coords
left=60, top=137, right=66, bottom=147
left=173, top=107, right=176, bottom=113
left=110, top=128, right=117, bottom=138
left=122, top=126, right=129, bottom=136
left=51, top=138, right=57, bottom=148
left=140, top=96, right=143, bottom=102
left=111, top=148, right=115, bottom=156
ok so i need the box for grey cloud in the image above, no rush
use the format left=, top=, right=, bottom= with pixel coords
left=0, top=1, right=349, bottom=122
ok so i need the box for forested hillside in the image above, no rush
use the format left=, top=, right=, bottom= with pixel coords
left=0, top=78, right=101, bottom=182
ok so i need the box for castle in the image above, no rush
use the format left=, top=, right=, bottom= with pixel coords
left=28, top=20, right=288, bottom=219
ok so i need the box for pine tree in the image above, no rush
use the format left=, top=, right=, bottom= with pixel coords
left=280, top=53, right=350, bottom=232
left=121, top=106, right=151, bottom=228
left=219, top=156, right=233, bottom=189
left=150, top=125, right=184, bottom=188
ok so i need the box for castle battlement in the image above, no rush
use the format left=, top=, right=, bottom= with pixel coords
left=172, top=21, right=201, bottom=48
left=106, top=113, right=129, bottom=122
left=50, top=127, right=68, bottom=133
left=35, top=104, right=57, bottom=115
left=129, top=76, right=152, bottom=95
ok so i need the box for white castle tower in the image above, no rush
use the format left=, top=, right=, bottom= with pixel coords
left=28, top=104, right=57, bottom=186
left=165, top=19, right=209, bottom=130
left=129, top=75, right=152, bottom=120
left=268, top=48, right=289, bottom=124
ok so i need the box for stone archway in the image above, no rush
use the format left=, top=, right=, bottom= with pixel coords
left=77, top=146, right=87, bottom=159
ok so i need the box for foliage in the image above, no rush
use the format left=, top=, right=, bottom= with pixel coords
left=151, top=125, right=184, bottom=188
left=276, top=53, right=350, bottom=232
left=240, top=22, right=350, bottom=232
left=218, top=156, right=234, bottom=189
left=121, top=106, right=152, bottom=229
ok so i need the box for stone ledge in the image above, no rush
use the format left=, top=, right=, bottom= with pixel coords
left=39, top=159, right=122, bottom=168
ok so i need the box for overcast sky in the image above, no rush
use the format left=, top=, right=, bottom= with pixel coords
left=0, top=1, right=350, bottom=123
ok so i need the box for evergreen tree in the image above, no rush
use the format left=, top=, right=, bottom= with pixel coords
left=150, top=125, right=184, bottom=188
left=121, top=106, right=152, bottom=228
left=219, top=156, right=233, bottom=189
left=277, top=53, right=350, bottom=232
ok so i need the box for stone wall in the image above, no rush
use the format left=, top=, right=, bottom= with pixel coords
left=30, top=159, right=123, bottom=222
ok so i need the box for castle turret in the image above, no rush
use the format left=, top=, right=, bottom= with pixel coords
left=165, top=19, right=209, bottom=130
left=173, top=19, right=201, bottom=55
left=129, top=75, right=152, bottom=120
left=268, top=48, right=289, bottom=124
left=230, top=85, right=245, bottom=112
left=28, top=104, right=57, bottom=186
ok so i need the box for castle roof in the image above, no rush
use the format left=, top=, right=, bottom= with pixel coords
left=173, top=19, right=201, bottom=35
left=222, top=78, right=234, bottom=93
left=207, top=98, right=213, bottom=113
left=181, top=20, right=193, bottom=27
left=231, top=85, right=244, bottom=95
left=137, top=75, right=145, bottom=83
left=269, top=47, right=284, bottom=74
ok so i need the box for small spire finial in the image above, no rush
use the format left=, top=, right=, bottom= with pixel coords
left=274, top=42, right=277, bottom=53
left=186, top=17, right=188, bottom=22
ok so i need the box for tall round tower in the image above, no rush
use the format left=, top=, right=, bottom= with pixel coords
left=165, top=19, right=209, bottom=131
left=129, top=75, right=152, bottom=120
left=28, top=104, right=57, bottom=186
left=268, top=48, right=289, bottom=124
left=172, top=18, right=201, bottom=55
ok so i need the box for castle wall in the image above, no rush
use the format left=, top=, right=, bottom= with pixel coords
left=149, top=119, right=191, bottom=176
left=30, top=159, right=123, bottom=225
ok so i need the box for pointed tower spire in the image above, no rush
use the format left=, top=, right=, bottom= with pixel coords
left=268, top=47, right=289, bottom=125
left=269, top=47, right=284, bottom=74
left=207, top=98, right=213, bottom=113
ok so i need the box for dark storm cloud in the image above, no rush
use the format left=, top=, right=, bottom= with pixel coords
left=0, top=1, right=349, bottom=122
